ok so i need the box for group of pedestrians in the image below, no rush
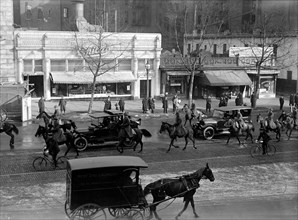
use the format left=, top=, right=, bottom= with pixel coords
left=142, top=97, right=155, bottom=113
left=103, top=96, right=125, bottom=112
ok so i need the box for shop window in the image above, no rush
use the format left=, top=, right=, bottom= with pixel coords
left=51, top=60, right=66, bottom=71
left=68, top=59, right=83, bottom=72
left=287, top=71, right=292, bottom=80
left=138, top=59, right=146, bottom=71
left=24, top=60, right=33, bottom=72
left=34, top=60, right=43, bottom=72
left=118, top=59, right=131, bottom=71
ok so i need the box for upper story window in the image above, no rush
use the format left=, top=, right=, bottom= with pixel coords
left=23, top=59, right=43, bottom=72
left=51, top=60, right=66, bottom=71
left=138, top=59, right=154, bottom=71
left=118, top=59, right=131, bottom=71
left=68, top=59, right=83, bottom=72
left=34, top=60, right=43, bottom=72
left=24, top=60, right=33, bottom=72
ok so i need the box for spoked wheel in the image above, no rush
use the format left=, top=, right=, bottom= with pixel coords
left=108, top=207, right=129, bottom=217
left=74, top=137, right=88, bottom=152
left=56, top=156, right=68, bottom=170
left=250, top=145, right=262, bottom=158
left=203, top=127, right=215, bottom=140
left=64, top=200, right=72, bottom=219
left=70, top=203, right=106, bottom=220
left=266, top=144, right=276, bottom=156
left=32, top=157, right=48, bottom=171
left=122, top=209, right=144, bottom=220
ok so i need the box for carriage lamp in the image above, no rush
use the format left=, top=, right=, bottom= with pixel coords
left=145, top=61, right=151, bottom=99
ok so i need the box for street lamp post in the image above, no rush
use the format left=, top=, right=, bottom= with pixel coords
left=145, top=61, right=151, bottom=99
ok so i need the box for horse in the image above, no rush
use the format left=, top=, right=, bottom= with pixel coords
left=159, top=122, right=196, bottom=153
left=36, top=111, right=77, bottom=132
left=144, top=163, right=215, bottom=220
left=0, top=122, right=19, bottom=149
left=35, top=125, right=79, bottom=157
left=112, top=121, right=152, bottom=153
left=256, top=114, right=281, bottom=141
left=224, top=118, right=255, bottom=145
left=284, top=115, right=297, bottom=140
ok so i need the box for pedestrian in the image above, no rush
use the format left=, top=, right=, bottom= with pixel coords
left=238, top=92, right=243, bottom=106
left=162, top=93, right=168, bottom=113
left=38, top=96, right=45, bottom=114
left=206, top=95, right=211, bottom=113
left=279, top=95, right=284, bottom=111
left=184, top=104, right=193, bottom=126
left=142, top=97, right=148, bottom=113
left=257, top=128, right=272, bottom=155
left=289, top=94, right=294, bottom=112
left=219, top=97, right=224, bottom=107
left=52, top=105, right=61, bottom=120
left=58, top=96, right=67, bottom=114
left=250, top=92, right=256, bottom=109
left=295, top=93, right=298, bottom=108
left=104, top=96, right=111, bottom=111
left=224, top=94, right=229, bottom=106
left=118, top=98, right=125, bottom=112
left=191, top=100, right=196, bottom=118
left=172, top=94, right=178, bottom=114
left=115, top=103, right=119, bottom=110
left=148, top=96, right=155, bottom=113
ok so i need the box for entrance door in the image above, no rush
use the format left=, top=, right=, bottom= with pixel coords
left=140, top=80, right=151, bottom=98
left=29, top=75, right=44, bottom=97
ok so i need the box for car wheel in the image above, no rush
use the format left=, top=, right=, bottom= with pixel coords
left=203, top=127, right=215, bottom=140
left=74, top=137, right=88, bottom=151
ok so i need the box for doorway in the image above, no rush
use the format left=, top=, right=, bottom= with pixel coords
left=140, top=80, right=151, bottom=98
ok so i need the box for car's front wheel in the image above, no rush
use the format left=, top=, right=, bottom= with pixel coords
left=74, top=136, right=88, bottom=151
left=203, top=127, right=215, bottom=140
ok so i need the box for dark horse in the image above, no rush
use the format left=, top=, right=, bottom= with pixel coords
left=36, top=111, right=77, bottom=132
left=0, top=122, right=19, bottom=149
left=35, top=125, right=79, bottom=157
left=224, top=118, right=255, bottom=145
left=256, top=114, right=281, bottom=141
left=144, top=163, right=215, bottom=220
left=159, top=122, right=196, bottom=153
left=115, top=121, right=152, bottom=153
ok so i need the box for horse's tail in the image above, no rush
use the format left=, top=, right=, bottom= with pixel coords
left=12, top=124, right=19, bottom=135
left=140, top=129, right=152, bottom=137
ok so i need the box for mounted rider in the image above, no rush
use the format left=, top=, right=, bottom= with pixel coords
left=172, top=112, right=187, bottom=136
left=51, top=117, right=66, bottom=144
left=235, top=110, right=244, bottom=129
left=266, top=108, right=276, bottom=129
left=117, top=112, right=134, bottom=153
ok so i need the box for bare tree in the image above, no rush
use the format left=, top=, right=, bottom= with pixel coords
left=73, top=29, right=130, bottom=113
left=235, top=11, right=294, bottom=98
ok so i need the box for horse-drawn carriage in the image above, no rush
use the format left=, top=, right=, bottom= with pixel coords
left=64, top=156, right=148, bottom=220
left=73, top=110, right=142, bottom=151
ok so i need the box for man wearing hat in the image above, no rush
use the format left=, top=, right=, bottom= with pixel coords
left=117, top=112, right=134, bottom=153
left=52, top=105, right=61, bottom=120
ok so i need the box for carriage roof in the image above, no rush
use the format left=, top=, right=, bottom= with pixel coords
left=89, top=112, right=113, bottom=118
left=214, top=106, right=252, bottom=112
left=104, top=110, right=124, bottom=116
left=67, top=156, right=148, bottom=171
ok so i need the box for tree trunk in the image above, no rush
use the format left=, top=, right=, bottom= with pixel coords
left=88, top=76, right=97, bottom=114
left=188, top=70, right=195, bottom=106
left=255, top=64, right=262, bottom=99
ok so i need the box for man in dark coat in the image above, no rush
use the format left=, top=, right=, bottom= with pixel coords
left=118, top=98, right=125, bottom=112
left=58, top=96, right=67, bottom=114
left=250, top=92, right=256, bottom=109
left=172, top=112, right=186, bottom=136
left=142, top=98, right=148, bottom=113
left=148, top=97, right=155, bottom=113
left=238, top=92, right=243, bottom=106
left=206, top=95, right=211, bottom=113
left=289, top=94, right=294, bottom=112
left=117, top=112, right=134, bottom=153
left=104, top=96, right=112, bottom=111
left=162, top=93, right=168, bottom=113
left=38, top=96, right=45, bottom=114
left=279, top=95, right=284, bottom=110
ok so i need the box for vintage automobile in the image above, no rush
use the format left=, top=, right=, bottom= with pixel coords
left=73, top=110, right=141, bottom=151
left=192, top=106, right=253, bottom=140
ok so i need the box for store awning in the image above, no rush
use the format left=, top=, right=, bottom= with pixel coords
left=200, top=70, right=252, bottom=86
left=50, top=71, right=136, bottom=84
left=246, top=70, right=280, bottom=75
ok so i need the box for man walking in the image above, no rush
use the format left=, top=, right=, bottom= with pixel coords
left=38, top=96, right=45, bottom=114
left=118, top=98, right=125, bottom=112
left=250, top=92, right=256, bottom=109
left=148, top=96, right=155, bottom=113
left=58, top=96, right=67, bottom=114
left=289, top=94, right=294, bottom=112
left=206, top=95, right=211, bottom=113
left=279, top=95, right=284, bottom=111
left=162, top=93, right=168, bottom=113
left=104, top=96, right=111, bottom=111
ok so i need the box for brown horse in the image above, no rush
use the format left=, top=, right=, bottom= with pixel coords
left=0, top=122, right=19, bottom=149
left=256, top=114, right=281, bottom=141
left=159, top=122, right=196, bottom=153
left=144, top=163, right=215, bottom=220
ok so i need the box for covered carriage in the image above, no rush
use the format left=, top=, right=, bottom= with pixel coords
left=65, top=156, right=148, bottom=220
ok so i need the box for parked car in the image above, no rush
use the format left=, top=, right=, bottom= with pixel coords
left=192, top=106, right=253, bottom=140
left=73, top=110, right=141, bottom=151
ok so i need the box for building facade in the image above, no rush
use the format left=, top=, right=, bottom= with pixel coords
left=15, top=31, right=161, bottom=100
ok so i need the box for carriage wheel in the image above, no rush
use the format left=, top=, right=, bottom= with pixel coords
left=203, top=127, right=215, bottom=140
left=74, top=137, right=88, bottom=151
left=56, top=156, right=68, bottom=170
left=64, top=200, right=72, bottom=218
left=122, top=209, right=144, bottom=220
left=70, top=203, right=106, bottom=220
left=108, top=207, right=129, bottom=217
left=32, top=157, right=48, bottom=171
left=250, top=145, right=262, bottom=158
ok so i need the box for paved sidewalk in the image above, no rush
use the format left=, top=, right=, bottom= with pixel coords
left=31, top=97, right=289, bottom=121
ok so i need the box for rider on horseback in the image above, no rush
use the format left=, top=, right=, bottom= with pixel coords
left=235, top=110, right=244, bottom=129
left=173, top=112, right=187, bottom=137
left=117, top=112, right=134, bottom=153
left=266, top=108, right=275, bottom=129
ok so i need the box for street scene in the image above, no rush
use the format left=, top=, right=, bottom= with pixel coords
left=1, top=0, right=298, bottom=220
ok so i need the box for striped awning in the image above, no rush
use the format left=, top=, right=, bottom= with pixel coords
left=50, top=71, right=136, bottom=84
left=199, top=70, right=252, bottom=86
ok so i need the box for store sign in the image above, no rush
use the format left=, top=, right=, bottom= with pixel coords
left=160, top=57, right=237, bottom=68
left=78, top=44, right=110, bottom=57
left=229, top=47, right=273, bottom=57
